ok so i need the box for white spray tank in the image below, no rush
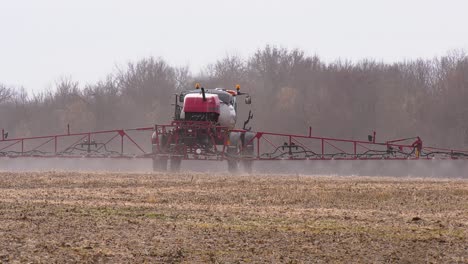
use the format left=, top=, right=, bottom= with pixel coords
left=218, top=98, right=237, bottom=129
left=215, top=85, right=252, bottom=129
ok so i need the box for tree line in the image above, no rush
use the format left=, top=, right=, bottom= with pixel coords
left=1, top=46, right=467, bottom=148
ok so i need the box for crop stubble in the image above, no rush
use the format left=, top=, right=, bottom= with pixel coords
left=0, top=172, right=467, bottom=263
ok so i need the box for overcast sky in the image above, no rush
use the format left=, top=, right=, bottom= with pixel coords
left=1, top=0, right=467, bottom=93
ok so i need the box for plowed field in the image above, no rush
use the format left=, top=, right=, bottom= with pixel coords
left=0, top=172, right=467, bottom=263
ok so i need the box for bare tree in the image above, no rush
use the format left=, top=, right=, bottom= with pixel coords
left=175, top=66, right=191, bottom=92
left=1, top=47, right=468, bottom=148
left=0, top=83, right=13, bottom=103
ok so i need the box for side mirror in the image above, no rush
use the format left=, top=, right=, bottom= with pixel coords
left=245, top=96, right=252, bottom=105
left=179, top=94, right=184, bottom=103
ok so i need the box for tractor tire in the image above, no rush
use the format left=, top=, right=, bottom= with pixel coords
left=169, top=158, right=182, bottom=172
left=227, top=161, right=238, bottom=173
left=240, top=131, right=255, bottom=174
left=227, top=146, right=239, bottom=174
left=242, top=160, right=253, bottom=174
left=152, top=155, right=168, bottom=171
left=152, top=134, right=168, bottom=172
left=227, top=131, right=241, bottom=174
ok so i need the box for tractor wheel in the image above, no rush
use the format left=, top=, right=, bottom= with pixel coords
left=240, top=132, right=255, bottom=174
left=227, top=146, right=239, bottom=173
left=242, top=160, right=253, bottom=174
left=152, top=155, right=168, bottom=171
left=227, top=132, right=241, bottom=174
left=152, top=134, right=168, bottom=172
left=226, top=143, right=239, bottom=173
left=169, top=158, right=182, bottom=172
left=227, top=160, right=238, bottom=173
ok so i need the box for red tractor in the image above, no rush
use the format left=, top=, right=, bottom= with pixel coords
left=151, top=84, right=255, bottom=172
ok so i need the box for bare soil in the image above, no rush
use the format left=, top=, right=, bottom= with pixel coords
left=0, top=172, right=467, bottom=263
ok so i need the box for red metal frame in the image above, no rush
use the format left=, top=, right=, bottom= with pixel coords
left=153, top=121, right=229, bottom=160
left=0, top=127, right=153, bottom=159
left=233, top=130, right=422, bottom=160
left=1, top=123, right=467, bottom=161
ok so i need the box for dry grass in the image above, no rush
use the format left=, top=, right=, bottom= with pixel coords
left=0, top=171, right=467, bottom=263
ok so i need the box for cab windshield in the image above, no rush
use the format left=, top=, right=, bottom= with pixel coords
left=214, top=92, right=233, bottom=105
left=181, top=89, right=234, bottom=105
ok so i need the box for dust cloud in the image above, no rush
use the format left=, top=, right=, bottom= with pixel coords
left=0, top=158, right=466, bottom=178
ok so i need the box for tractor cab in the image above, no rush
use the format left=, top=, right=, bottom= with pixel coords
left=177, top=84, right=248, bottom=129
left=179, top=88, right=236, bottom=107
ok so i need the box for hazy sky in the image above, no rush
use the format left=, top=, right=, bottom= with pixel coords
left=1, top=0, right=467, bottom=92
